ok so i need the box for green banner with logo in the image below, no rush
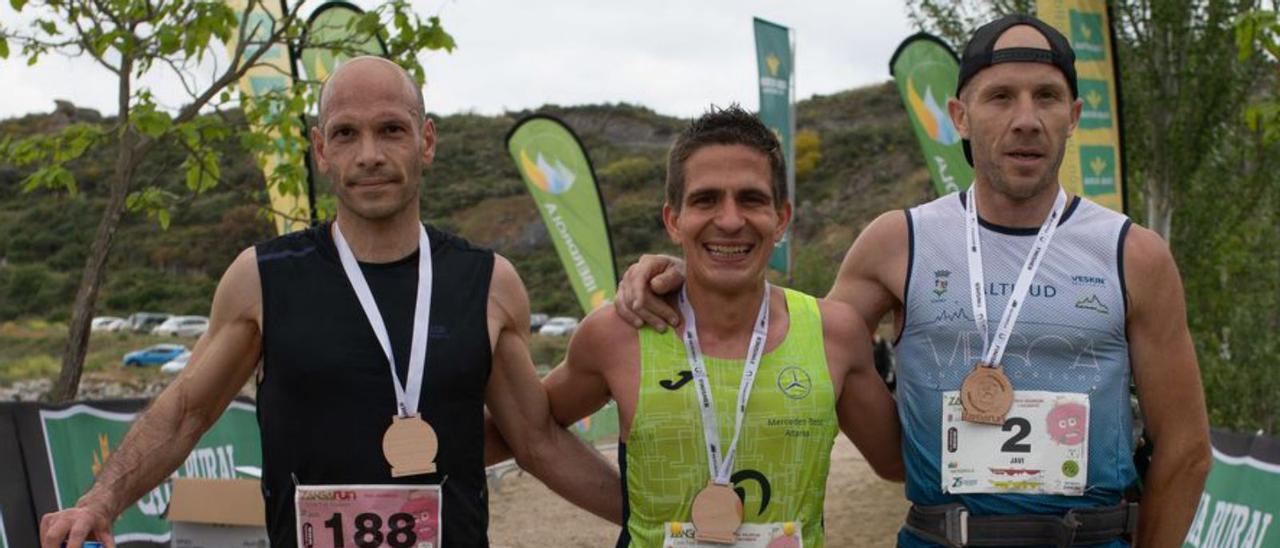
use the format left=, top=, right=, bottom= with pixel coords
left=754, top=17, right=794, bottom=276
left=890, top=33, right=975, bottom=195
left=299, top=1, right=388, bottom=83
left=507, top=115, right=618, bottom=314
left=40, top=401, right=261, bottom=544
left=571, top=401, right=619, bottom=445
left=223, top=0, right=312, bottom=234
left=1183, top=429, right=1280, bottom=547
left=1036, top=0, right=1126, bottom=213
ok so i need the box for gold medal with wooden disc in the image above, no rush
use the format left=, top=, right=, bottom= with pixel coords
left=960, top=363, right=1013, bottom=425
left=691, top=482, right=743, bottom=544
left=382, top=414, right=438, bottom=477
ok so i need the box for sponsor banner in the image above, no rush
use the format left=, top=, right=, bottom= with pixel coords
left=224, top=0, right=310, bottom=234
left=0, top=403, right=35, bottom=548
left=890, top=33, right=975, bottom=195
left=1184, top=429, right=1280, bottom=548
left=0, top=505, right=8, bottom=548
left=754, top=17, right=794, bottom=276
left=571, top=400, right=619, bottom=445
left=506, top=115, right=618, bottom=314
left=37, top=400, right=262, bottom=544
left=299, top=1, right=388, bottom=83
left=1036, top=0, right=1126, bottom=213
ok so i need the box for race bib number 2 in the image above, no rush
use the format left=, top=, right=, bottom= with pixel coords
left=941, top=391, right=1089, bottom=496
left=296, top=484, right=441, bottom=548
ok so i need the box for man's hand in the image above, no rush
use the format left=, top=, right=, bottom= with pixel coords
left=613, top=253, right=685, bottom=331
left=40, top=500, right=115, bottom=548
left=39, top=247, right=263, bottom=548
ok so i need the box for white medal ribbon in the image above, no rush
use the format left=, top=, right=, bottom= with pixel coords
left=965, top=185, right=1067, bottom=367
left=677, top=283, right=771, bottom=486
left=333, top=221, right=433, bottom=418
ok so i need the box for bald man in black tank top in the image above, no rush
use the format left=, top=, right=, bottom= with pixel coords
left=41, top=57, right=620, bottom=548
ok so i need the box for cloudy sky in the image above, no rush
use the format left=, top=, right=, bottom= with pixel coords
left=0, top=1, right=918, bottom=120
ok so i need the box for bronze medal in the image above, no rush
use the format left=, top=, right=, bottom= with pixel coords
left=690, top=482, right=743, bottom=544
left=382, top=414, right=438, bottom=477
left=960, top=363, right=1013, bottom=425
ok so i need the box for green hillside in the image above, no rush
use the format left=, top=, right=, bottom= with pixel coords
left=0, top=83, right=931, bottom=320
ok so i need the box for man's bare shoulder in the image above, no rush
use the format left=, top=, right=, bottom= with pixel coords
left=567, top=305, right=640, bottom=371
left=815, top=297, right=870, bottom=341
left=830, top=209, right=909, bottom=312
left=487, top=253, right=532, bottom=333
left=853, top=210, right=910, bottom=256
left=1122, top=223, right=1175, bottom=274
left=1120, top=223, right=1181, bottom=315
left=214, top=247, right=263, bottom=325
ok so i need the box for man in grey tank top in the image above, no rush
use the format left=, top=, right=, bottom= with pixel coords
left=615, top=14, right=1209, bottom=547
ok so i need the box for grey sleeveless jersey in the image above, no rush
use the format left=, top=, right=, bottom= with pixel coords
left=895, top=192, right=1136, bottom=516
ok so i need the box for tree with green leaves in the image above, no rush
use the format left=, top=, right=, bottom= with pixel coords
left=1237, top=7, right=1279, bottom=144
left=0, top=0, right=454, bottom=402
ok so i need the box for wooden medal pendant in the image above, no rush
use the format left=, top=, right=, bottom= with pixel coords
left=691, top=482, right=743, bottom=544
left=960, top=363, right=1014, bottom=425
left=382, top=413, right=439, bottom=477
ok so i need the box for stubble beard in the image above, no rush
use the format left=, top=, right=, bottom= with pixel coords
left=976, top=141, right=1066, bottom=203
left=336, top=172, right=422, bottom=223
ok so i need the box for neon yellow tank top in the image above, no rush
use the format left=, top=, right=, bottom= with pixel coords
left=622, top=288, right=836, bottom=547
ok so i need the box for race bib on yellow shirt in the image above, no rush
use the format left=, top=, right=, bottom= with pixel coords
left=662, top=521, right=803, bottom=548
left=941, top=391, right=1089, bottom=496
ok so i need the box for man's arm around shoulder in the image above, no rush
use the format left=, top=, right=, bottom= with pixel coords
left=819, top=298, right=904, bottom=482
left=41, top=247, right=264, bottom=548
left=1124, top=225, right=1212, bottom=546
left=484, top=255, right=622, bottom=524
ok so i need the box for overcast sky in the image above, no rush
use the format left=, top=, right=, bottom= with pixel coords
left=0, top=1, right=917, bottom=120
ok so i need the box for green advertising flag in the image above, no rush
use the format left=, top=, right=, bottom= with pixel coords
left=40, top=401, right=261, bottom=543
left=299, top=1, right=388, bottom=83
left=1183, top=430, right=1280, bottom=547
left=1037, top=0, right=1127, bottom=213
left=754, top=17, right=794, bottom=276
left=223, top=0, right=310, bottom=235
left=506, top=115, right=618, bottom=315
left=890, top=33, right=974, bottom=195
left=0, top=506, right=8, bottom=548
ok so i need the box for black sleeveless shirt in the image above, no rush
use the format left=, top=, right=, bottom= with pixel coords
left=256, top=222, right=494, bottom=547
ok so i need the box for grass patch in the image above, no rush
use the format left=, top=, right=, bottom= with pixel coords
left=0, top=321, right=197, bottom=382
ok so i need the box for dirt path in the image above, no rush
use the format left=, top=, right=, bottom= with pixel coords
left=488, top=436, right=909, bottom=547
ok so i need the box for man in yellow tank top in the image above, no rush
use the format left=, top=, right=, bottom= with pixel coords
left=542, top=105, right=903, bottom=547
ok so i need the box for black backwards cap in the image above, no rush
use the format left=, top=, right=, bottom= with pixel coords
left=956, top=14, right=1078, bottom=165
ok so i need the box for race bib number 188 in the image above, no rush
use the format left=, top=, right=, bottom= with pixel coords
left=296, top=484, right=441, bottom=548
left=941, top=391, right=1089, bottom=496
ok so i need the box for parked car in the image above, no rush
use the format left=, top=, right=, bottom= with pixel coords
left=529, top=313, right=549, bottom=332
left=537, top=316, right=579, bottom=337
left=123, top=343, right=187, bottom=367
left=152, top=315, right=209, bottom=337
left=91, top=316, right=127, bottom=332
left=160, top=351, right=192, bottom=374
left=126, top=312, right=171, bottom=333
